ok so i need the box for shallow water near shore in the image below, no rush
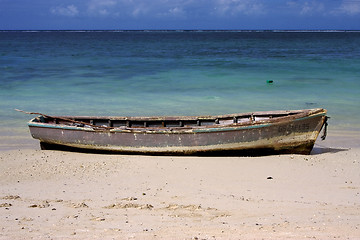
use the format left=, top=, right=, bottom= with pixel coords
left=1, top=31, right=360, bottom=150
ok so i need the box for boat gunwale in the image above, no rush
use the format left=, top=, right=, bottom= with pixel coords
left=28, top=108, right=327, bottom=134
left=43, top=109, right=318, bottom=121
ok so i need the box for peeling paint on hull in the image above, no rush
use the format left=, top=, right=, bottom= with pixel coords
left=28, top=109, right=328, bottom=155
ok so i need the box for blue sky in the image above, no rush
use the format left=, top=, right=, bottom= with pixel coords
left=1, top=0, right=360, bottom=30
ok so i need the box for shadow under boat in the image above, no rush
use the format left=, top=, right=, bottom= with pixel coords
left=310, top=146, right=349, bottom=155
left=39, top=142, right=328, bottom=157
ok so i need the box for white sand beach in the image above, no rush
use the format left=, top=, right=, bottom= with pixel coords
left=0, top=132, right=360, bottom=239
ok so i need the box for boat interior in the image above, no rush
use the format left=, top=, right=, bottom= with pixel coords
left=31, top=110, right=310, bottom=129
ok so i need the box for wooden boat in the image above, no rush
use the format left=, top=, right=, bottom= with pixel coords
left=26, top=108, right=328, bottom=155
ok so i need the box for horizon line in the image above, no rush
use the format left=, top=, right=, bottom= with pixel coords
left=1, top=29, right=360, bottom=32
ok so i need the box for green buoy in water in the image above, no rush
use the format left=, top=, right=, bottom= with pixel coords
left=266, top=80, right=274, bottom=84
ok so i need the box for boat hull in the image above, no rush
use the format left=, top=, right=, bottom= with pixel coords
left=28, top=109, right=327, bottom=155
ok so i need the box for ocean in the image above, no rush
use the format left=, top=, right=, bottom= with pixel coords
left=1, top=31, right=360, bottom=150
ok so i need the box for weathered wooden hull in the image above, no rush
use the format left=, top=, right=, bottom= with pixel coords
left=28, top=109, right=327, bottom=155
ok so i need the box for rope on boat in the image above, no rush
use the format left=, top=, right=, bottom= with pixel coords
left=321, top=116, right=329, bottom=141
left=15, top=109, right=113, bottom=130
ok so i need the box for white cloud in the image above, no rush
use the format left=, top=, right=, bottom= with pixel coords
left=51, top=5, right=79, bottom=17
left=47, top=0, right=360, bottom=21
left=169, top=7, right=185, bottom=16
left=156, top=5, right=186, bottom=18
left=83, top=0, right=266, bottom=19
left=214, top=0, right=265, bottom=16
left=132, top=5, right=149, bottom=17
left=99, top=9, right=109, bottom=15
left=87, top=0, right=118, bottom=15
left=337, top=0, right=360, bottom=15
left=286, top=1, right=324, bottom=15
left=301, top=2, right=324, bottom=15
left=123, top=0, right=189, bottom=18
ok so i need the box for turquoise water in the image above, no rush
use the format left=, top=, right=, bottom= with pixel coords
left=1, top=31, right=360, bottom=149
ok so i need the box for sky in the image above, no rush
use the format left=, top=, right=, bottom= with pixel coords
left=0, top=0, right=360, bottom=30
